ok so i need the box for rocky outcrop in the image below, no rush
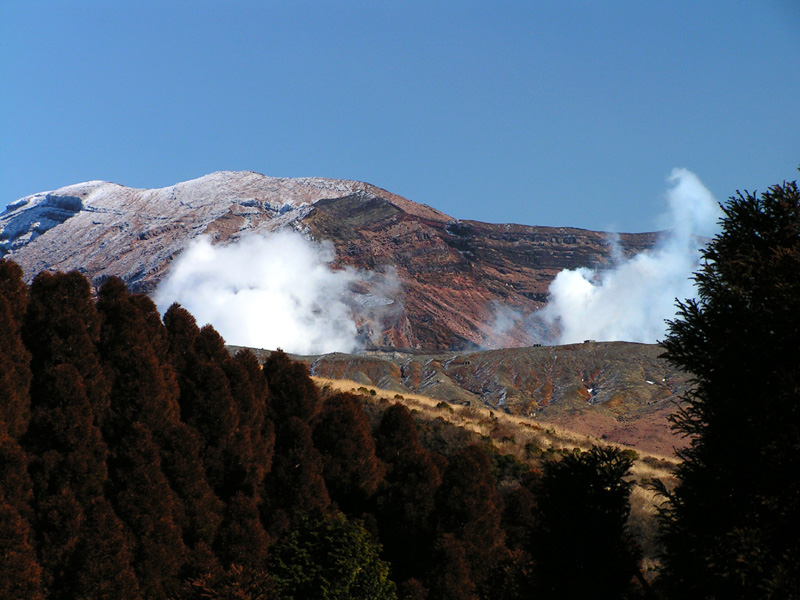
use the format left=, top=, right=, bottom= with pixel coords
left=2, top=171, right=659, bottom=350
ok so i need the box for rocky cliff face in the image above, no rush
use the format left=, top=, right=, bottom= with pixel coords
left=2, top=171, right=658, bottom=350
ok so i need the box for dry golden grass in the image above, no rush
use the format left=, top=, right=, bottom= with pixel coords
left=314, top=374, right=678, bottom=566
left=313, top=376, right=677, bottom=467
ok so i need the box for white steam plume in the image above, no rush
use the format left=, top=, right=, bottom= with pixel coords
left=153, top=231, right=364, bottom=355
left=539, top=168, right=721, bottom=344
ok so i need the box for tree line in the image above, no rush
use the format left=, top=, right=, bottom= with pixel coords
left=1, top=174, right=798, bottom=599
left=0, top=259, right=642, bottom=599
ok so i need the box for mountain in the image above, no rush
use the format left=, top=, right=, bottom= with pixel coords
left=233, top=341, right=689, bottom=456
left=1, top=170, right=659, bottom=350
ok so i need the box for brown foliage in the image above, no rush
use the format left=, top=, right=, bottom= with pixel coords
left=0, top=260, right=31, bottom=439
left=262, top=349, right=320, bottom=422
left=313, top=392, right=386, bottom=515
left=0, top=499, right=44, bottom=600
left=435, top=445, right=505, bottom=587
left=24, top=271, right=110, bottom=424
left=262, top=417, right=330, bottom=537
left=108, top=423, right=188, bottom=600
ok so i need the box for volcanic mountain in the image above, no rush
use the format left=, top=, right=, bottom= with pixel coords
left=1, top=170, right=659, bottom=350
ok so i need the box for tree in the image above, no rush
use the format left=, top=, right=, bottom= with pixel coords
left=0, top=259, right=32, bottom=439
left=23, top=271, right=110, bottom=425
left=175, top=564, right=278, bottom=600
left=63, top=497, right=140, bottom=600
left=107, top=423, right=188, bottom=600
left=262, top=349, right=320, bottom=423
left=657, top=178, right=800, bottom=597
left=268, top=512, right=396, bottom=600
left=99, top=280, right=224, bottom=551
left=0, top=499, right=44, bottom=600
left=312, top=392, right=385, bottom=515
left=530, top=445, right=640, bottom=599
left=375, top=404, right=442, bottom=584
left=96, top=277, right=181, bottom=437
left=425, top=534, right=478, bottom=600
left=214, top=493, right=270, bottom=569
left=261, top=417, right=330, bottom=537
left=435, top=445, right=505, bottom=592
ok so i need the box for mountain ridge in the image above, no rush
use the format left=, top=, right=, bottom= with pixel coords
left=230, top=340, right=689, bottom=456
left=2, top=170, right=661, bottom=350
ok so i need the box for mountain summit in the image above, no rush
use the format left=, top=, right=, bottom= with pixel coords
left=2, top=171, right=657, bottom=350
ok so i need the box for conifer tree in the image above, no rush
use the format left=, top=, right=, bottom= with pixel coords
left=23, top=271, right=111, bottom=424
left=530, top=446, right=639, bottom=599
left=214, top=492, right=270, bottom=569
left=184, top=325, right=255, bottom=499
left=375, top=404, right=442, bottom=583
left=425, top=534, right=478, bottom=600
left=24, top=364, right=109, bottom=506
left=312, top=392, right=385, bottom=515
left=98, top=279, right=223, bottom=550
left=0, top=259, right=32, bottom=439
left=232, top=348, right=274, bottom=491
left=0, top=498, right=44, bottom=600
left=174, top=564, right=278, bottom=600
left=108, top=422, right=188, bottom=600
left=657, top=178, right=800, bottom=597
left=0, top=427, right=34, bottom=522
left=33, top=487, right=84, bottom=595
left=166, top=307, right=272, bottom=502
left=262, top=417, right=330, bottom=537
left=435, top=445, right=505, bottom=591
left=96, top=277, right=181, bottom=437
left=262, top=349, right=320, bottom=422
left=63, top=497, right=140, bottom=600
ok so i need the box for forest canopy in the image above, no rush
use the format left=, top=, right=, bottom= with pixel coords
left=0, top=261, right=642, bottom=599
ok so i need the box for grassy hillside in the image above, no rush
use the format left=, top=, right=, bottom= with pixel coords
left=313, top=374, right=678, bottom=573
left=233, top=341, right=690, bottom=456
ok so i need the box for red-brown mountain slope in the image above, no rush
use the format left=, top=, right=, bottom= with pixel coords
left=1, top=171, right=658, bottom=350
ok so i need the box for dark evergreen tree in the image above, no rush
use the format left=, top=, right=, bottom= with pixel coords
left=96, top=277, right=181, bottom=437
left=657, top=178, right=800, bottom=598
left=166, top=307, right=272, bottom=502
left=34, top=487, right=84, bottom=595
left=262, top=417, right=330, bottom=538
left=0, top=498, right=44, bottom=600
left=268, top=512, right=396, bottom=600
left=24, top=364, right=109, bottom=506
left=262, top=349, right=320, bottom=422
left=0, top=259, right=32, bottom=439
left=214, top=492, right=270, bottom=569
left=435, top=444, right=505, bottom=592
left=63, top=497, right=140, bottom=600
left=229, top=348, right=274, bottom=495
left=107, top=422, right=188, bottom=600
left=500, top=470, right=538, bottom=556
left=98, top=280, right=223, bottom=550
left=157, top=422, right=224, bottom=548
left=174, top=564, right=278, bottom=600
left=312, top=392, right=385, bottom=515
left=183, top=325, right=264, bottom=499
left=0, top=427, right=34, bottom=522
left=375, top=404, right=442, bottom=584
left=531, top=446, right=639, bottom=599
left=397, top=579, right=428, bottom=600
left=23, top=271, right=111, bottom=424
left=425, top=534, right=478, bottom=600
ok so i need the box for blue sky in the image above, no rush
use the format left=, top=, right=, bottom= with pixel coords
left=2, top=1, right=798, bottom=232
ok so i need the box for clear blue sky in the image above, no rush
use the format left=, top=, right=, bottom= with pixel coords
left=2, top=1, right=798, bottom=232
